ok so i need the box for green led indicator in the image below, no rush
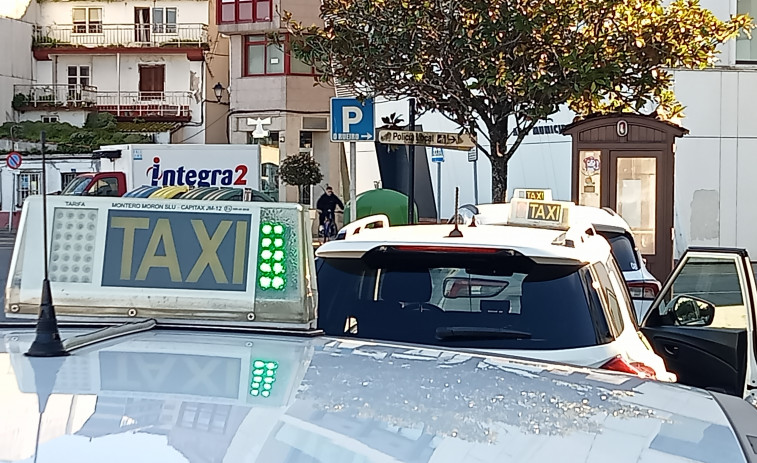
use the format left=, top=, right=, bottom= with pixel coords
left=250, top=359, right=278, bottom=398
left=257, top=221, right=288, bottom=291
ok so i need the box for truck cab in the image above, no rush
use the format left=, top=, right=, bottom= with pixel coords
left=60, top=172, right=127, bottom=197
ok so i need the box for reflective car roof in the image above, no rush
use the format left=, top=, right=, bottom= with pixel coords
left=0, top=328, right=748, bottom=463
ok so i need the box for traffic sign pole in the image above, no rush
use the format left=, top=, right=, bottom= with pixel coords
left=407, top=98, right=416, bottom=225
left=349, top=142, right=356, bottom=223
left=436, top=161, right=442, bottom=223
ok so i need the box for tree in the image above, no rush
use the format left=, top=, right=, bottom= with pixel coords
left=278, top=152, right=324, bottom=204
left=282, top=0, right=753, bottom=201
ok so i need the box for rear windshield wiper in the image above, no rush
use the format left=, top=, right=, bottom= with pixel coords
left=435, top=326, right=532, bottom=341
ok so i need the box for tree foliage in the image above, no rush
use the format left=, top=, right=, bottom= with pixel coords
left=283, top=0, right=753, bottom=201
left=278, top=152, right=324, bottom=202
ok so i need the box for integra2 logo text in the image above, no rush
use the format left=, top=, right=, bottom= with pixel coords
left=147, top=157, right=248, bottom=187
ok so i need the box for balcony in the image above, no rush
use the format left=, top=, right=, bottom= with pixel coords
left=13, top=85, right=193, bottom=122
left=96, top=91, right=192, bottom=122
left=33, top=23, right=209, bottom=60
left=12, top=84, right=97, bottom=110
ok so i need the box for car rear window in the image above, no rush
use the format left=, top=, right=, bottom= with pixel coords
left=316, top=255, right=604, bottom=350
left=599, top=231, right=640, bottom=272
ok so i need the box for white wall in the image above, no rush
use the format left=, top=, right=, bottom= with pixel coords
left=0, top=14, right=36, bottom=124
left=38, top=0, right=208, bottom=27
left=18, top=110, right=87, bottom=126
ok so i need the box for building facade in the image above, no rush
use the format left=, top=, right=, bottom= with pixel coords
left=9, top=0, right=228, bottom=144
left=217, top=0, right=343, bottom=203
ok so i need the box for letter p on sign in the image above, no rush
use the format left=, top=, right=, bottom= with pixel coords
left=342, top=106, right=362, bottom=133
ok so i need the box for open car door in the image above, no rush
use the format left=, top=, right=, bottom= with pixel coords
left=641, top=248, right=756, bottom=397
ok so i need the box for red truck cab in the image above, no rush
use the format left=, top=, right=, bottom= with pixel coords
left=61, top=172, right=127, bottom=197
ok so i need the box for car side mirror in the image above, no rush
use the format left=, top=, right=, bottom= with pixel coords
left=669, top=295, right=715, bottom=326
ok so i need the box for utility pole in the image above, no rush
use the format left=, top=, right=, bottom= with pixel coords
left=407, top=98, right=416, bottom=224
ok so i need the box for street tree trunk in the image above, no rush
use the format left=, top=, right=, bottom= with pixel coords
left=488, top=126, right=510, bottom=203
left=490, top=155, right=508, bottom=203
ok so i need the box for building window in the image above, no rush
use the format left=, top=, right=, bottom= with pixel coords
left=16, top=171, right=41, bottom=206
left=244, top=35, right=316, bottom=76
left=72, top=7, right=102, bottom=34
left=152, top=7, right=177, bottom=34
left=67, top=65, right=90, bottom=102
left=737, top=0, right=757, bottom=61
left=41, top=115, right=59, bottom=123
left=219, top=0, right=271, bottom=24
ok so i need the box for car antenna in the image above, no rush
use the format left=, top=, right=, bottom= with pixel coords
left=447, top=187, right=463, bottom=238
left=25, top=130, right=68, bottom=357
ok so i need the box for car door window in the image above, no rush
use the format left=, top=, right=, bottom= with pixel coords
left=655, top=256, right=747, bottom=330
left=591, top=262, right=624, bottom=337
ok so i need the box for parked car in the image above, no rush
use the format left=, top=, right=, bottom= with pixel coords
left=317, top=198, right=674, bottom=380
left=461, top=190, right=661, bottom=321
left=640, top=247, right=757, bottom=402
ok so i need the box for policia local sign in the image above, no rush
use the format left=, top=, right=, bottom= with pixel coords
left=378, top=130, right=475, bottom=151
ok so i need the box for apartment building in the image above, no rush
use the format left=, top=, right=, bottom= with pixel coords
left=217, top=0, right=342, bottom=203
left=9, top=0, right=228, bottom=144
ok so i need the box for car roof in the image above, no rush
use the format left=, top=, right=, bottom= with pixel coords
left=474, top=203, right=633, bottom=234
left=0, top=328, right=748, bottom=463
left=318, top=223, right=611, bottom=265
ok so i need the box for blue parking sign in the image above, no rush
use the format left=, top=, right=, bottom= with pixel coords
left=330, top=97, right=375, bottom=142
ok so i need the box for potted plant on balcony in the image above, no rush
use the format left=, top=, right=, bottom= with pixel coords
left=12, top=93, right=29, bottom=110
left=278, top=151, right=323, bottom=204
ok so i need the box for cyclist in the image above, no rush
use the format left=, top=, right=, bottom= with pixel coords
left=316, top=185, right=344, bottom=237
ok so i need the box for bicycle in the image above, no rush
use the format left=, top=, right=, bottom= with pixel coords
left=318, top=209, right=339, bottom=243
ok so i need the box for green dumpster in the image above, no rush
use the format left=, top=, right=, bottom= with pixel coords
left=343, top=189, right=418, bottom=226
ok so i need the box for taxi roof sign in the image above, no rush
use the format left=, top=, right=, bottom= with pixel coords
left=5, top=196, right=317, bottom=330
left=507, top=198, right=573, bottom=230
left=511, top=188, right=552, bottom=201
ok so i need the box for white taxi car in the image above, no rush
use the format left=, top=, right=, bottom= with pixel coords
left=318, top=198, right=674, bottom=381
left=2, top=195, right=757, bottom=463
left=458, top=189, right=662, bottom=321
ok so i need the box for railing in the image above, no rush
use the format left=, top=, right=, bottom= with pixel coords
left=96, top=91, right=193, bottom=119
left=12, top=84, right=97, bottom=108
left=34, top=23, right=208, bottom=48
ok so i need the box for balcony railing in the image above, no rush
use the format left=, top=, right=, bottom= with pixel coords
left=12, top=86, right=193, bottom=122
left=13, top=84, right=97, bottom=109
left=96, top=91, right=193, bottom=120
left=34, top=23, right=208, bottom=48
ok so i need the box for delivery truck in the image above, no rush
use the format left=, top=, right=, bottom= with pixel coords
left=60, top=144, right=261, bottom=197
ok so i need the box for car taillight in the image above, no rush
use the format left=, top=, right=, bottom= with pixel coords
left=627, top=281, right=660, bottom=300
left=600, top=355, right=657, bottom=380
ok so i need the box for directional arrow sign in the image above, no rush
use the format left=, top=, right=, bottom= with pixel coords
left=378, top=130, right=475, bottom=151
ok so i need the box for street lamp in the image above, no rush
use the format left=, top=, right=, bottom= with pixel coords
left=213, top=82, right=225, bottom=103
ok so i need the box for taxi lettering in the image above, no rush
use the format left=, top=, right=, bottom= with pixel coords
left=103, top=211, right=250, bottom=291
left=525, top=190, right=545, bottom=200
left=527, top=202, right=562, bottom=222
